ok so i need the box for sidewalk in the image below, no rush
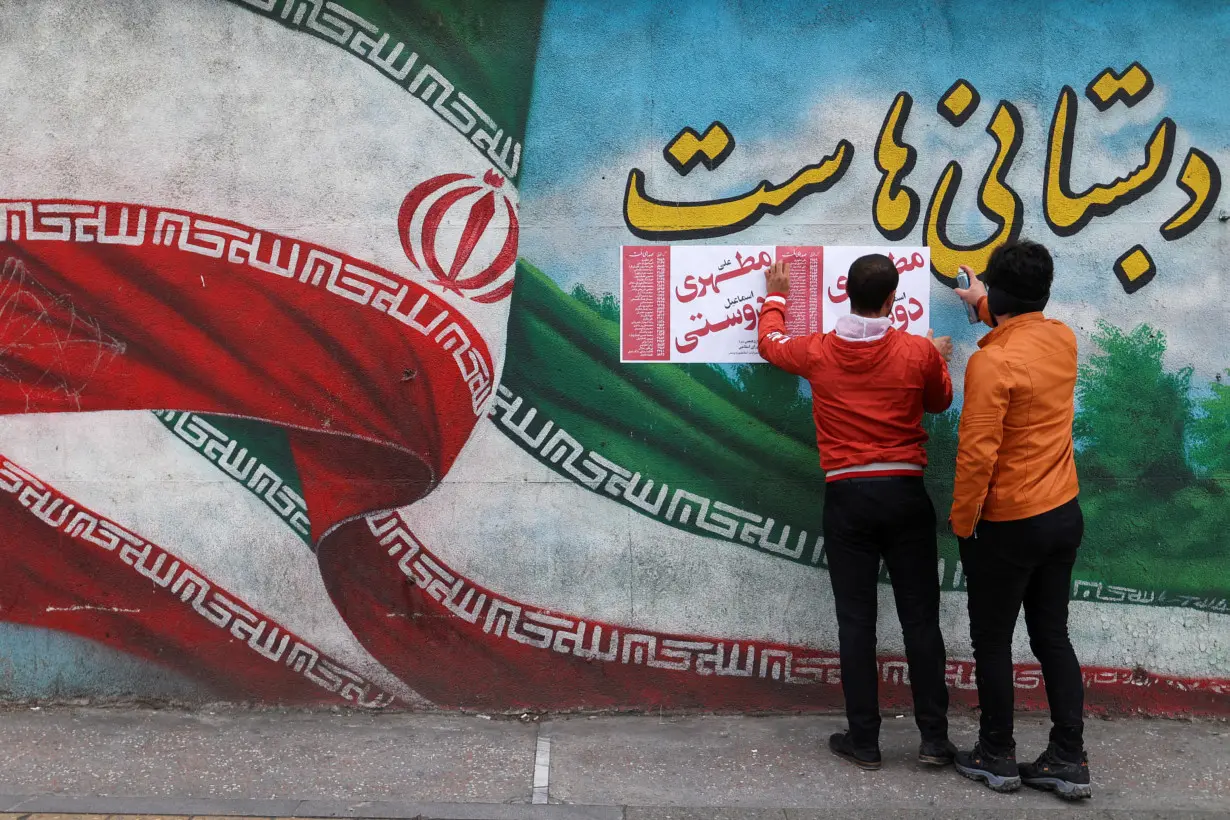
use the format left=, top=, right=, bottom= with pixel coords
left=0, top=707, right=1224, bottom=819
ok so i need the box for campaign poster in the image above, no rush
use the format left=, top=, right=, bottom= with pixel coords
left=620, top=245, right=929, bottom=363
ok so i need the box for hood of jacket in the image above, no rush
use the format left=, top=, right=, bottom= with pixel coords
left=824, top=314, right=897, bottom=373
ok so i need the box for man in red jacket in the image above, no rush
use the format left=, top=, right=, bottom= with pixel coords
left=759, top=254, right=955, bottom=770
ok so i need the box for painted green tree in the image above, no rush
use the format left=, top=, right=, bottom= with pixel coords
left=1191, top=372, right=1230, bottom=481
left=1072, top=323, right=1226, bottom=596
left=1075, top=323, right=1193, bottom=491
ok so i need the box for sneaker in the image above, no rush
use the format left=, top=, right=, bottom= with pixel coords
left=1020, top=744, right=1092, bottom=800
left=954, top=742, right=1021, bottom=792
left=828, top=731, right=882, bottom=771
left=918, top=737, right=958, bottom=766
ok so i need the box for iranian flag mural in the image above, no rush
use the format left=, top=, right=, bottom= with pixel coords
left=0, top=0, right=539, bottom=706
left=0, top=0, right=1227, bottom=715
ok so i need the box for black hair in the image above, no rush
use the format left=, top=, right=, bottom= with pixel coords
left=847, top=254, right=899, bottom=315
left=984, top=239, right=1053, bottom=303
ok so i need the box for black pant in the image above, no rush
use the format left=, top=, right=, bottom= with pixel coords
left=823, top=476, right=949, bottom=752
left=959, top=498, right=1085, bottom=759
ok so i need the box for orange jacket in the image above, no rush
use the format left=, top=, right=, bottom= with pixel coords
left=950, top=298, right=1080, bottom=537
left=758, top=294, right=952, bottom=477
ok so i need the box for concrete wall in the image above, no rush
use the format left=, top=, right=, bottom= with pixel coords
left=0, top=0, right=1226, bottom=715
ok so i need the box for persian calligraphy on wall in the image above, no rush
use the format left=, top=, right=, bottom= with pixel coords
left=623, top=64, right=1221, bottom=294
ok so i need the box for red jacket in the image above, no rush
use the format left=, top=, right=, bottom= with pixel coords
left=758, top=294, right=953, bottom=479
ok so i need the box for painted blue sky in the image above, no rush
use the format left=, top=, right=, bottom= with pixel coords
left=515, top=0, right=1230, bottom=383
left=521, top=0, right=1230, bottom=193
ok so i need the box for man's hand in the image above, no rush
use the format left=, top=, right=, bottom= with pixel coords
left=954, top=264, right=987, bottom=306
left=927, top=329, right=953, bottom=361
left=766, top=260, right=790, bottom=295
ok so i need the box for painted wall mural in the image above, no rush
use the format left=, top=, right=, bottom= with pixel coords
left=0, top=0, right=1226, bottom=715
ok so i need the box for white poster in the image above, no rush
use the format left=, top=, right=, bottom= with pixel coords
left=820, top=246, right=931, bottom=335
left=668, top=245, right=773, bottom=363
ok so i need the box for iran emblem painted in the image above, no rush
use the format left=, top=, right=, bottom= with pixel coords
left=398, top=169, right=519, bottom=304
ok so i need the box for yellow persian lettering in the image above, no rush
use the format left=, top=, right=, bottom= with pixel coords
left=1043, top=83, right=1175, bottom=237
left=924, top=101, right=1024, bottom=282
left=623, top=139, right=854, bottom=240
left=1160, top=148, right=1222, bottom=241
left=663, top=122, right=735, bottom=176
left=872, top=92, right=920, bottom=241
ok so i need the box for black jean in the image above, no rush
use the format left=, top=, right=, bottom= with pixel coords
left=958, top=498, right=1085, bottom=759
left=823, top=476, right=949, bottom=752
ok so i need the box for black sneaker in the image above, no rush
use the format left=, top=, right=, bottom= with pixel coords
left=918, top=737, right=957, bottom=766
left=828, top=731, right=882, bottom=771
left=954, top=742, right=1021, bottom=792
left=1020, top=744, right=1092, bottom=800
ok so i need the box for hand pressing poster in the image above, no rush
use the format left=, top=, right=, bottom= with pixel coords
left=620, top=245, right=930, bottom=363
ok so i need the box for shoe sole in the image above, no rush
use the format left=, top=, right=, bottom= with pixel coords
left=955, top=762, right=1022, bottom=792
left=830, top=747, right=882, bottom=771
left=1023, top=776, right=1092, bottom=800
left=918, top=753, right=954, bottom=766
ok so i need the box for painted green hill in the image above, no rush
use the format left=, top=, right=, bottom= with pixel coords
left=499, top=259, right=1230, bottom=609
left=499, top=260, right=832, bottom=568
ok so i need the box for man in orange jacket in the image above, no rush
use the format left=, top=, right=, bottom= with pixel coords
left=948, top=239, right=1090, bottom=801
left=759, top=254, right=956, bottom=771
